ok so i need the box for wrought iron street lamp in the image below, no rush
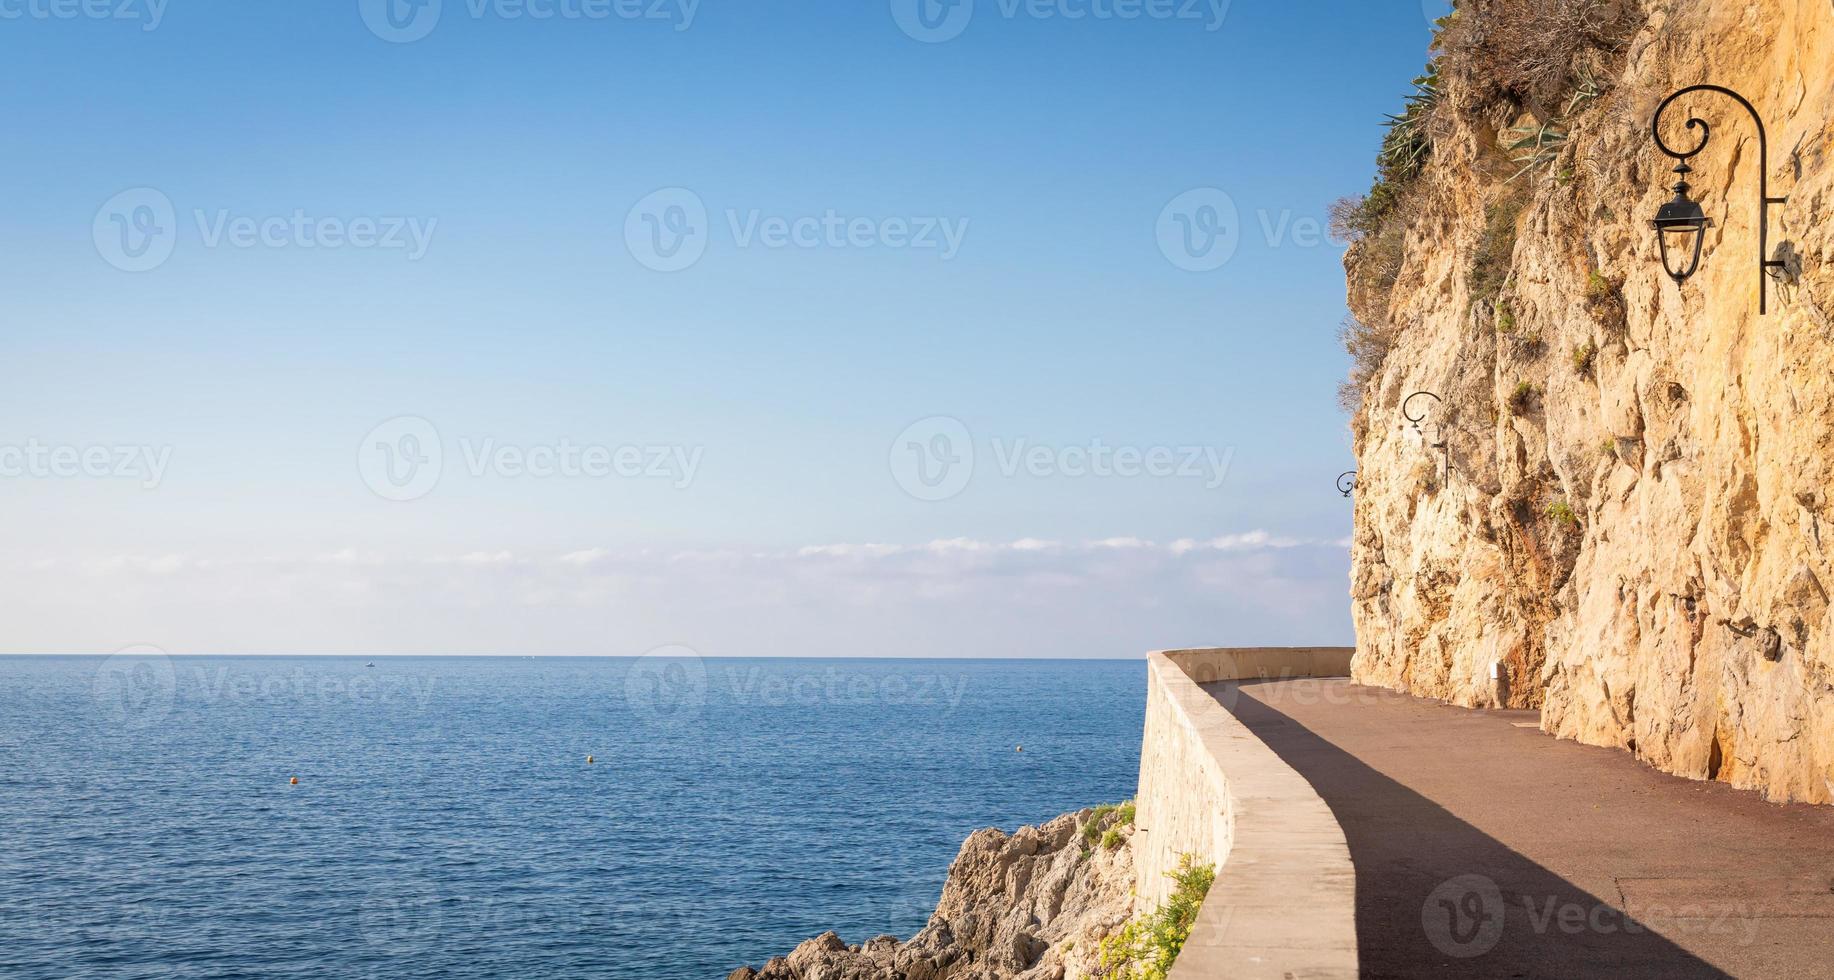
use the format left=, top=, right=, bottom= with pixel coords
left=1402, top=391, right=1450, bottom=484
left=1336, top=471, right=1357, bottom=498
left=1651, top=85, right=1789, bottom=314
left=1652, top=182, right=1709, bottom=283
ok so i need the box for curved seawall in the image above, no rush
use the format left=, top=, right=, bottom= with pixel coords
left=1134, top=648, right=1359, bottom=979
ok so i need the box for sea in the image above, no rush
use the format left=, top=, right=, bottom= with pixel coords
left=0, top=655, right=1145, bottom=979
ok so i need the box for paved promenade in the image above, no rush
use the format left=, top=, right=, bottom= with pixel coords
left=1206, top=678, right=1834, bottom=979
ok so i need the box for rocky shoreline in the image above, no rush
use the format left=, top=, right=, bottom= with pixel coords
left=729, top=807, right=1138, bottom=980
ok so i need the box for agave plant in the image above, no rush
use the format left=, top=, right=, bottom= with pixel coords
left=1504, top=121, right=1568, bottom=182
left=1563, top=68, right=1603, bottom=115
left=1378, top=70, right=1442, bottom=184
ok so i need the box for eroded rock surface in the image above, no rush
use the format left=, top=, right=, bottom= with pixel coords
left=728, top=808, right=1135, bottom=980
left=1344, top=0, right=1834, bottom=802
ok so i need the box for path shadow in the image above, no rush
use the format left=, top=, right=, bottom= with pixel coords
left=1223, top=682, right=1729, bottom=980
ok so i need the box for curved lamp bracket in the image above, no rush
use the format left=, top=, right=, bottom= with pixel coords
left=1401, top=391, right=1451, bottom=486
left=1651, top=85, right=1788, bottom=314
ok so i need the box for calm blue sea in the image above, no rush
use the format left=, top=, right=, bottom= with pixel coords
left=0, top=656, right=1144, bottom=979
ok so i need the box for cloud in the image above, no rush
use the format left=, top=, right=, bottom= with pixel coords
left=0, top=533, right=1352, bottom=656
left=1169, top=531, right=1305, bottom=554
left=451, top=551, right=516, bottom=565
left=558, top=548, right=608, bottom=566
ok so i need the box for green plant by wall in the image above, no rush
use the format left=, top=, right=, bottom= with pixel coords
left=1083, top=801, right=1137, bottom=848
left=1097, top=855, right=1217, bottom=980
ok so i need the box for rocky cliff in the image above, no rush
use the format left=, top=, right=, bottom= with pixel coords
left=728, top=808, right=1136, bottom=980
left=1342, top=0, right=1834, bottom=802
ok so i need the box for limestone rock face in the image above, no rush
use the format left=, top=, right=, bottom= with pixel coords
left=728, top=809, right=1136, bottom=980
left=1346, top=0, right=1834, bottom=802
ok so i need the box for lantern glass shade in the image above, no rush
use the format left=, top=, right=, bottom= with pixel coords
left=1653, top=190, right=1710, bottom=283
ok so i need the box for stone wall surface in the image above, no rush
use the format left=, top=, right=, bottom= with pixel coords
left=733, top=648, right=1357, bottom=980
left=1134, top=649, right=1357, bottom=979
left=1346, top=0, right=1834, bottom=803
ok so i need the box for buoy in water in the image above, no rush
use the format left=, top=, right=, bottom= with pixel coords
left=289, top=777, right=299, bottom=786
left=1015, top=745, right=1023, bottom=753
left=586, top=755, right=594, bottom=765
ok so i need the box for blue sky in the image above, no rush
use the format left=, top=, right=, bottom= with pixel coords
left=1, top=0, right=1449, bottom=656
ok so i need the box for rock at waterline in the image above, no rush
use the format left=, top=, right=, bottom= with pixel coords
left=730, top=806, right=1137, bottom=980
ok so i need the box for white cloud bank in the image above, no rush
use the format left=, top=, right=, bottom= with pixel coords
left=3, top=534, right=1352, bottom=658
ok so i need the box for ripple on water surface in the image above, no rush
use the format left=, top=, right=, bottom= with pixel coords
left=0, top=656, right=1144, bottom=979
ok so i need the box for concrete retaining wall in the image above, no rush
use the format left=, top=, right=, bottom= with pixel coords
left=1132, top=648, right=1358, bottom=979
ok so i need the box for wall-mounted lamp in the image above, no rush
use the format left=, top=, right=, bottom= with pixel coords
left=1402, top=391, right=1450, bottom=484
left=1651, top=85, right=1789, bottom=314
left=1336, top=471, right=1357, bottom=498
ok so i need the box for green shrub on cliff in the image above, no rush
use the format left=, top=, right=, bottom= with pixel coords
left=1571, top=340, right=1598, bottom=376
left=1504, top=121, right=1568, bottom=183
left=1082, top=801, right=1139, bottom=857
left=1097, top=854, right=1216, bottom=980
left=1508, top=380, right=1536, bottom=415
left=1337, top=315, right=1395, bottom=414
left=1338, top=68, right=1442, bottom=239
left=1378, top=71, right=1440, bottom=186
left=1547, top=499, right=1579, bottom=529
left=1083, top=804, right=1117, bottom=844
left=1469, top=195, right=1525, bottom=308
